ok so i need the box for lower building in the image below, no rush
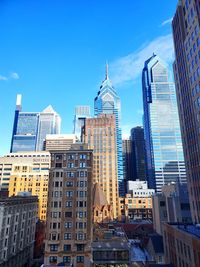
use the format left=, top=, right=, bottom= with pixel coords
left=44, top=134, right=78, bottom=151
left=163, top=223, right=200, bottom=267
left=119, top=194, right=153, bottom=222
left=0, top=195, right=38, bottom=267
left=92, top=224, right=130, bottom=266
left=44, top=144, right=93, bottom=266
left=152, top=183, right=192, bottom=235
left=0, top=151, right=50, bottom=221
left=146, top=234, right=165, bottom=264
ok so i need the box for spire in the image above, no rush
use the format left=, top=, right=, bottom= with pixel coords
left=105, top=61, right=109, bottom=80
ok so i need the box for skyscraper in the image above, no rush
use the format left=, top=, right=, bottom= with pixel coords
left=44, top=144, right=93, bottom=266
left=142, top=55, right=186, bottom=192
left=73, top=106, right=91, bottom=141
left=94, top=64, right=124, bottom=196
left=10, top=95, right=61, bottom=152
left=172, top=0, right=200, bottom=223
left=82, top=114, right=119, bottom=218
left=122, top=139, right=134, bottom=183
left=131, top=126, right=146, bottom=181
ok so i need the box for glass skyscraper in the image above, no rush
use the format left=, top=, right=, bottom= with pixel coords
left=142, top=55, right=186, bottom=192
left=10, top=95, right=61, bottom=152
left=94, top=64, right=124, bottom=196
left=73, top=105, right=91, bottom=141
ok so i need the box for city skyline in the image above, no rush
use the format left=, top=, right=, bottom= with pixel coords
left=0, top=0, right=177, bottom=155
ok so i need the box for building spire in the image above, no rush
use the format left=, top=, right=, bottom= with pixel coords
left=105, top=61, right=109, bottom=80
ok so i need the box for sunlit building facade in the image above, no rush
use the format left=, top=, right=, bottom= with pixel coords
left=10, top=95, right=61, bottom=152
left=94, top=65, right=124, bottom=196
left=142, top=55, right=186, bottom=192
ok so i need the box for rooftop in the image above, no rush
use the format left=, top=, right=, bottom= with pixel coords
left=170, top=223, right=200, bottom=239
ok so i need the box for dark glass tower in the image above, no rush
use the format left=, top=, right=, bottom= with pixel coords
left=142, top=55, right=186, bottom=192
left=131, top=126, right=146, bottom=181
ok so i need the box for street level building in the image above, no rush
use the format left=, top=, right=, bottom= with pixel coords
left=0, top=195, right=38, bottom=267
left=0, top=151, right=50, bottom=220
left=44, top=144, right=93, bottom=266
left=163, top=223, right=200, bottom=267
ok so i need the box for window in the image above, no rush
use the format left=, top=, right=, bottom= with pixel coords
left=63, top=256, right=71, bottom=263
left=66, top=201, right=72, bottom=207
left=66, top=181, right=73, bottom=187
left=65, top=222, right=72, bottom=228
left=50, top=244, right=58, bottom=251
left=77, top=244, right=85, bottom=251
left=77, top=256, right=84, bottom=263
left=55, top=163, right=62, bottom=168
left=67, top=172, right=74, bottom=178
left=68, top=163, right=74, bottom=168
left=49, top=256, right=57, bottom=263
left=160, top=201, right=165, bottom=207
left=79, top=162, right=86, bottom=168
left=66, top=191, right=73, bottom=197
left=64, top=233, right=71, bottom=240
left=80, top=154, right=86, bottom=159
left=65, top=212, right=72, bottom=218
left=63, top=244, right=71, bottom=251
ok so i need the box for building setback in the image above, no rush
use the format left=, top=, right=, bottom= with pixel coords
left=10, top=94, right=61, bottom=152
left=73, top=106, right=91, bottom=141
left=44, top=144, right=93, bottom=266
left=142, top=55, right=186, bottom=192
left=0, top=195, right=38, bottom=267
left=172, top=0, right=200, bottom=224
left=82, top=114, right=119, bottom=218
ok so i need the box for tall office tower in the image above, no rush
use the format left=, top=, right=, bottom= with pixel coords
left=122, top=139, right=134, bottom=184
left=44, top=144, right=93, bottom=266
left=0, top=195, right=38, bottom=267
left=94, top=64, right=124, bottom=196
left=10, top=95, right=61, bottom=152
left=131, top=126, right=146, bottom=181
left=73, top=106, right=91, bottom=141
left=0, top=151, right=50, bottom=220
left=82, top=114, right=119, bottom=218
left=45, top=134, right=77, bottom=151
left=172, top=1, right=200, bottom=224
left=36, top=105, right=61, bottom=150
left=142, top=55, right=186, bottom=192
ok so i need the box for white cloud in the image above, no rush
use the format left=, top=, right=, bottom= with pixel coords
left=0, top=75, right=8, bottom=81
left=161, top=17, right=173, bottom=26
left=110, top=34, right=174, bottom=86
left=0, top=72, right=20, bottom=81
left=10, top=72, right=19, bottom=80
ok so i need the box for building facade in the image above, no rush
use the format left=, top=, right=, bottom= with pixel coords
left=0, top=195, right=38, bottom=267
left=44, top=144, right=93, bottom=266
left=82, top=114, right=119, bottom=218
left=130, top=126, right=146, bottom=181
left=94, top=65, right=124, bottom=196
left=73, top=106, right=91, bottom=141
left=0, top=151, right=50, bottom=220
left=142, top=55, right=186, bottom=192
left=10, top=95, right=61, bottom=152
left=152, top=183, right=191, bottom=235
left=163, top=222, right=200, bottom=267
left=122, top=139, right=134, bottom=184
left=172, top=0, right=200, bottom=224
left=45, top=134, right=77, bottom=151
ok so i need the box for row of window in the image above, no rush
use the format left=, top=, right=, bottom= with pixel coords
left=50, top=244, right=84, bottom=252
left=49, top=255, right=84, bottom=263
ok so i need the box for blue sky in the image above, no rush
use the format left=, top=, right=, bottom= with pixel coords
left=0, top=0, right=177, bottom=155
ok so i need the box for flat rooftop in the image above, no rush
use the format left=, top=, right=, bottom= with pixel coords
left=169, top=223, right=200, bottom=239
